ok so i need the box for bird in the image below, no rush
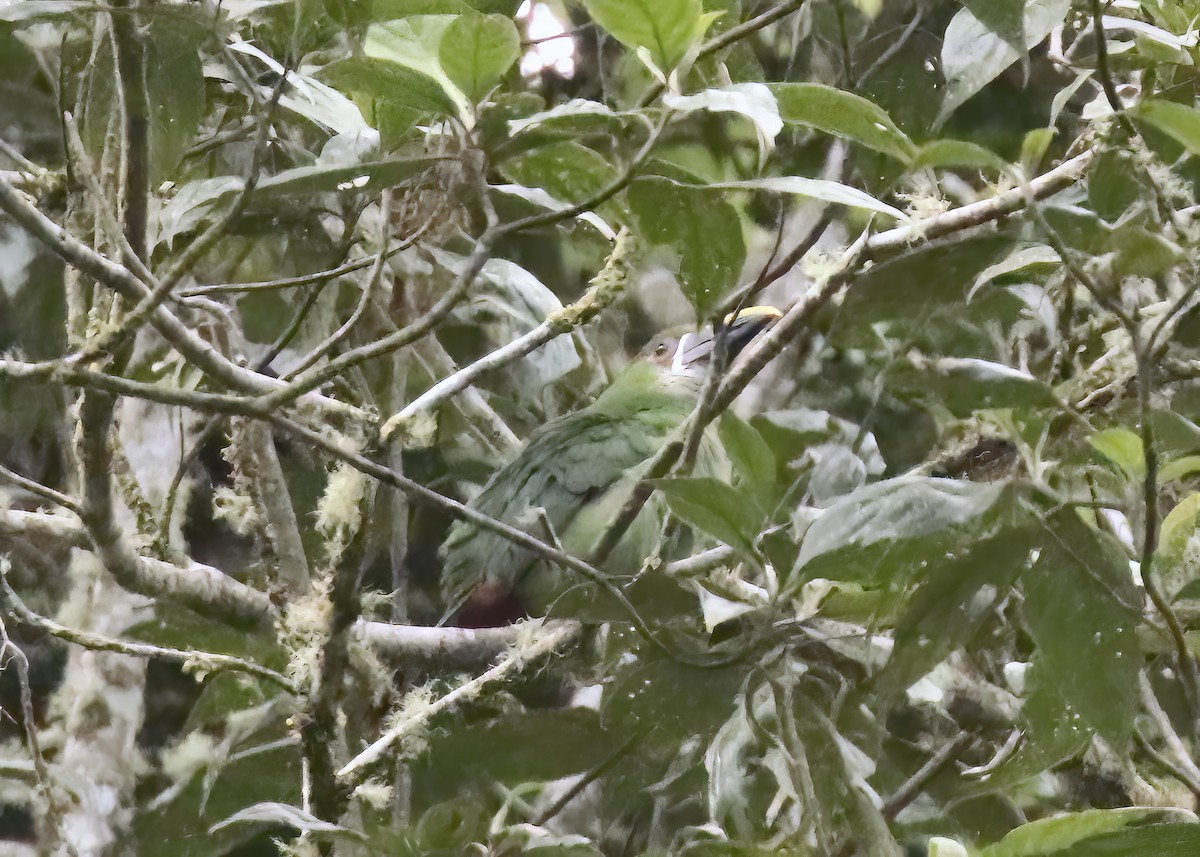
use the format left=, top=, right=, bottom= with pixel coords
left=439, top=305, right=783, bottom=628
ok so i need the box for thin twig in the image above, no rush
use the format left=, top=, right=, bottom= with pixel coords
left=0, top=613, right=58, bottom=835
left=881, top=734, right=972, bottom=820
left=1135, top=731, right=1200, bottom=799
left=0, top=138, right=41, bottom=173
left=1089, top=0, right=1137, bottom=139
left=0, top=573, right=298, bottom=693
left=178, top=247, right=407, bottom=298
left=532, top=726, right=648, bottom=826
left=0, top=463, right=82, bottom=515
left=381, top=228, right=633, bottom=441
left=0, top=171, right=367, bottom=426
left=1139, top=670, right=1200, bottom=786
left=1134, top=326, right=1200, bottom=720
left=282, top=189, right=397, bottom=380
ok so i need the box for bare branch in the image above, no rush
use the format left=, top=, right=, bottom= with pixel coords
left=0, top=508, right=276, bottom=627
left=381, top=227, right=634, bottom=441
left=356, top=618, right=579, bottom=671
left=336, top=619, right=579, bottom=787
left=0, top=573, right=298, bottom=694
left=0, top=171, right=367, bottom=426
left=0, top=464, right=82, bottom=516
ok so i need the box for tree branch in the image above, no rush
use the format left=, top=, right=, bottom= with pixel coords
left=380, top=227, right=634, bottom=442
left=0, top=170, right=367, bottom=427
left=0, top=508, right=276, bottom=627
left=0, top=572, right=298, bottom=694
left=335, top=619, right=579, bottom=787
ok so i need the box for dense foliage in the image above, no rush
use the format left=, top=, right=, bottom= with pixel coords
left=7, top=0, right=1200, bottom=854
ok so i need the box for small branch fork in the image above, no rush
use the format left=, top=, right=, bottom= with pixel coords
left=335, top=619, right=580, bottom=787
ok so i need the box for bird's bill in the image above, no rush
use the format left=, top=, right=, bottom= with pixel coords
left=673, top=305, right=783, bottom=372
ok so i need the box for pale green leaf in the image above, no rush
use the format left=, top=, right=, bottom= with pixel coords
left=582, top=0, right=703, bottom=71
left=438, top=12, right=519, bottom=103
left=916, top=139, right=1008, bottom=172
left=770, top=82, right=916, bottom=163
left=1128, top=99, right=1200, bottom=154
left=365, top=17, right=472, bottom=118
left=702, top=176, right=908, bottom=221
left=979, top=807, right=1197, bottom=856
left=1089, top=427, right=1145, bottom=479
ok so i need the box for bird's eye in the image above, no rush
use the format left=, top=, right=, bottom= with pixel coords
left=655, top=344, right=668, bottom=356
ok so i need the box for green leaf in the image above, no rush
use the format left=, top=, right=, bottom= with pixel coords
left=938, top=0, right=1071, bottom=126
left=979, top=808, right=1198, bottom=856
left=891, top=356, right=1058, bottom=416
left=916, top=139, right=1008, bottom=172
left=654, top=476, right=763, bottom=558
left=417, top=709, right=619, bottom=795
left=958, top=0, right=1029, bottom=50
left=1161, top=455, right=1200, bottom=482
left=365, top=16, right=471, bottom=117
left=1020, top=126, right=1054, bottom=172
left=793, top=695, right=898, bottom=857
left=507, top=98, right=622, bottom=136
left=500, top=140, right=616, bottom=205
left=792, top=477, right=1011, bottom=586
left=627, top=177, right=745, bottom=318
left=718, top=412, right=776, bottom=501
left=438, top=12, right=519, bottom=103
left=884, top=529, right=1033, bottom=695
left=701, top=176, right=909, bottom=221
left=1022, top=509, right=1141, bottom=749
left=209, top=802, right=354, bottom=838
left=372, top=0, right=522, bottom=14
left=1133, top=99, right=1200, bottom=156
left=1088, top=427, right=1145, bottom=479
left=1088, top=148, right=1154, bottom=221
left=413, top=799, right=486, bottom=850
left=770, top=82, right=917, bottom=163
left=968, top=243, right=1061, bottom=298
left=1111, top=224, right=1185, bottom=279
left=1040, top=205, right=1111, bottom=256
left=146, top=17, right=205, bottom=183
left=1157, top=491, right=1200, bottom=600
left=830, top=232, right=1018, bottom=344
left=321, top=56, right=458, bottom=117
left=254, top=156, right=443, bottom=198
left=581, top=0, right=704, bottom=72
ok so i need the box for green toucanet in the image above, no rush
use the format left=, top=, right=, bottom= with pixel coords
left=440, top=305, right=782, bottom=627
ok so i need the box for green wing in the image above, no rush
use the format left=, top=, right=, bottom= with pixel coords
left=440, top=411, right=662, bottom=603
left=440, top=383, right=694, bottom=607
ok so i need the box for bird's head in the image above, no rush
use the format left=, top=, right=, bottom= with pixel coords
left=641, top=305, right=783, bottom=380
